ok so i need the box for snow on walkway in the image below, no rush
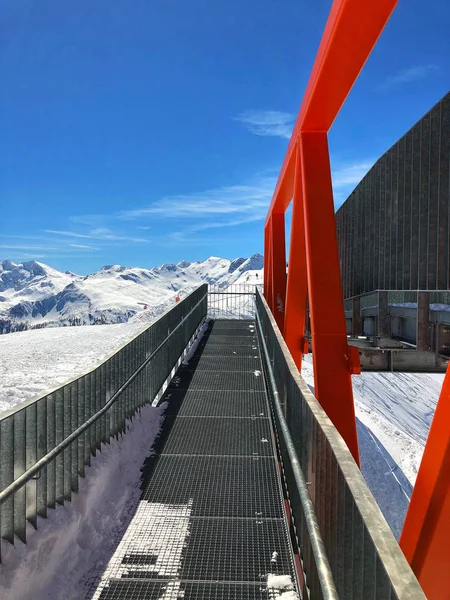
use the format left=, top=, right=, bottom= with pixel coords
left=0, top=402, right=166, bottom=600
left=0, top=322, right=146, bottom=414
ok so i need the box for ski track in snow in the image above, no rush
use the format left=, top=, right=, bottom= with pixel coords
left=301, top=355, right=443, bottom=537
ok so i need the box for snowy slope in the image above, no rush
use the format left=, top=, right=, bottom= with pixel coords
left=301, top=355, right=443, bottom=537
left=0, top=255, right=263, bottom=332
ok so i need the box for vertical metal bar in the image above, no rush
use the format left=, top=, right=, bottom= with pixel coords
left=88, top=371, right=96, bottom=455
left=84, top=373, right=93, bottom=465
left=63, top=385, right=72, bottom=501
left=0, top=417, right=15, bottom=544
left=36, top=399, right=48, bottom=517
left=101, top=363, right=107, bottom=444
left=13, top=410, right=27, bottom=543
left=77, top=377, right=86, bottom=475
left=46, top=393, right=56, bottom=509
left=70, top=381, right=78, bottom=492
left=25, top=403, right=37, bottom=529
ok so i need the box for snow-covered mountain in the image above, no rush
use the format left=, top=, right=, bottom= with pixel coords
left=0, top=255, right=263, bottom=333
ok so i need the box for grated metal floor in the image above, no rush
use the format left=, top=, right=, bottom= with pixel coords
left=90, top=320, right=300, bottom=600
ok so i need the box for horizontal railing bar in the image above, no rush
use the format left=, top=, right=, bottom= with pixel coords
left=255, top=300, right=339, bottom=600
left=0, top=292, right=207, bottom=506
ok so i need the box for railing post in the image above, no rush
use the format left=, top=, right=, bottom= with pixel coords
left=284, top=142, right=308, bottom=370
left=400, top=367, right=450, bottom=598
left=300, top=131, right=360, bottom=465
left=270, top=212, right=287, bottom=334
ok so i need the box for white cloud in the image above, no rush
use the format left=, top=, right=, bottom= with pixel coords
left=331, top=162, right=373, bottom=189
left=235, top=110, right=296, bottom=139
left=119, top=176, right=276, bottom=220
left=69, top=244, right=100, bottom=251
left=381, top=65, right=439, bottom=89
left=45, top=229, right=149, bottom=243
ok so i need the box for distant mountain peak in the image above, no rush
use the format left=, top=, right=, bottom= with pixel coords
left=0, top=255, right=263, bottom=334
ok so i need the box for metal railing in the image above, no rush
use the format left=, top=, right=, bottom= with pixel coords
left=255, top=289, right=426, bottom=600
left=0, top=285, right=207, bottom=560
left=207, top=283, right=259, bottom=320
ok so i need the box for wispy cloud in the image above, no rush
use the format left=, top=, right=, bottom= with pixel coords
left=331, top=161, right=374, bottom=206
left=380, top=65, right=439, bottom=90
left=119, top=176, right=276, bottom=221
left=69, top=243, right=100, bottom=251
left=235, top=110, right=295, bottom=139
left=45, top=228, right=149, bottom=243
left=331, top=162, right=373, bottom=188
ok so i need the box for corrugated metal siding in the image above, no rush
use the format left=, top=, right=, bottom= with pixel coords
left=336, top=92, right=450, bottom=298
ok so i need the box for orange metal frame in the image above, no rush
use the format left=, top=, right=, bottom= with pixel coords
left=264, top=0, right=450, bottom=596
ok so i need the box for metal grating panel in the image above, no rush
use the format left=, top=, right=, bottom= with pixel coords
left=96, top=580, right=289, bottom=599
left=211, top=321, right=256, bottom=337
left=161, top=417, right=274, bottom=456
left=201, top=344, right=260, bottom=357
left=195, top=356, right=262, bottom=371
left=95, top=518, right=294, bottom=583
left=182, top=370, right=265, bottom=392
left=163, top=390, right=268, bottom=418
left=203, top=336, right=258, bottom=346
left=141, top=456, right=283, bottom=518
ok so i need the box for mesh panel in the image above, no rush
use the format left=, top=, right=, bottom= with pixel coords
left=163, top=390, right=268, bottom=418
left=141, top=455, right=283, bottom=518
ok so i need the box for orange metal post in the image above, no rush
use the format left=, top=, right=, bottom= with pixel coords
left=284, top=143, right=308, bottom=370
left=266, top=218, right=274, bottom=312
left=400, top=369, right=450, bottom=599
left=264, top=223, right=270, bottom=301
left=300, top=132, right=359, bottom=465
left=270, top=212, right=287, bottom=333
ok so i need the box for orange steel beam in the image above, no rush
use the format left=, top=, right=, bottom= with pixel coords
left=400, top=370, right=450, bottom=599
left=300, top=132, right=360, bottom=464
left=284, top=143, right=308, bottom=370
left=265, top=0, right=399, bottom=220
left=270, top=213, right=287, bottom=333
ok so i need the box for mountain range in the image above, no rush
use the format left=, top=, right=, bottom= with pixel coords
left=0, top=255, right=263, bottom=334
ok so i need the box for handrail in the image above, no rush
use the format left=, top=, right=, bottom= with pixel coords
left=0, top=290, right=207, bottom=507
left=255, top=301, right=339, bottom=600
left=255, top=288, right=426, bottom=599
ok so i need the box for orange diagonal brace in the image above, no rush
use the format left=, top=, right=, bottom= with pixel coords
left=300, top=131, right=359, bottom=465
left=284, top=142, right=308, bottom=370
left=265, top=0, right=399, bottom=219
left=400, top=369, right=450, bottom=598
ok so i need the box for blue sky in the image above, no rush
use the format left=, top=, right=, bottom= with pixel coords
left=1, top=0, right=449, bottom=275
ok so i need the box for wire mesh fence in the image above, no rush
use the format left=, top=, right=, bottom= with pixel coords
left=0, top=285, right=208, bottom=560
left=207, top=284, right=260, bottom=320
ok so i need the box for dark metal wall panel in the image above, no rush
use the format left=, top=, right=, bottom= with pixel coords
left=404, top=129, right=413, bottom=289
left=428, top=104, right=441, bottom=289
left=336, top=92, right=450, bottom=297
left=438, top=95, right=450, bottom=289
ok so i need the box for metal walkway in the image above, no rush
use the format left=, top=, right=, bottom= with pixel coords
left=91, top=319, right=300, bottom=599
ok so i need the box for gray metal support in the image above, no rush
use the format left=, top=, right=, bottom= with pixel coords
left=417, top=291, right=430, bottom=351
left=378, top=291, right=389, bottom=337
left=352, top=296, right=362, bottom=336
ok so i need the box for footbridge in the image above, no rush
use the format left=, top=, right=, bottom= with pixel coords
left=1, top=0, right=450, bottom=598
left=0, top=286, right=426, bottom=599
